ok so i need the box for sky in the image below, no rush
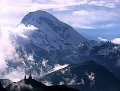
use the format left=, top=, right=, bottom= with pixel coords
left=0, top=0, right=120, bottom=29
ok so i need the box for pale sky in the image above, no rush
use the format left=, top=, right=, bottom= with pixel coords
left=0, top=0, right=120, bottom=29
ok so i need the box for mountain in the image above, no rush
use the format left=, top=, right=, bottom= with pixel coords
left=4, top=10, right=120, bottom=91
left=0, top=82, right=7, bottom=91
left=7, top=10, right=87, bottom=76
left=20, top=10, right=86, bottom=50
left=39, top=61, right=120, bottom=91
left=62, top=40, right=120, bottom=80
left=6, top=77, right=79, bottom=91
left=75, top=41, right=120, bottom=79
left=17, top=10, right=120, bottom=81
left=0, top=79, right=12, bottom=87
left=6, top=78, right=47, bottom=91
left=48, top=85, right=79, bottom=91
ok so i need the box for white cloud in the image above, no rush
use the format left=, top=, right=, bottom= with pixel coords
left=72, top=24, right=95, bottom=29
left=52, top=7, right=69, bottom=11
left=0, top=24, right=38, bottom=39
left=72, top=10, right=118, bottom=22
left=42, top=80, right=52, bottom=86
left=0, top=24, right=39, bottom=81
left=111, top=38, right=120, bottom=44
left=98, top=37, right=108, bottom=42
left=73, top=10, right=89, bottom=15
left=14, top=24, right=38, bottom=35
left=53, top=9, right=118, bottom=28
left=4, top=67, right=26, bottom=82
left=88, top=0, right=116, bottom=8
left=0, top=27, right=18, bottom=73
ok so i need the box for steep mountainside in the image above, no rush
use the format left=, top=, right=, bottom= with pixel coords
left=7, top=10, right=87, bottom=77
left=20, top=10, right=87, bottom=50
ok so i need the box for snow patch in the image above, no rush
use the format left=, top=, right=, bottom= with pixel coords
left=59, top=81, right=65, bottom=85
left=42, top=59, right=48, bottom=67
left=53, top=64, right=69, bottom=72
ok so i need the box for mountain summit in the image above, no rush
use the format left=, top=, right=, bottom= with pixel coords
left=21, top=10, right=87, bottom=50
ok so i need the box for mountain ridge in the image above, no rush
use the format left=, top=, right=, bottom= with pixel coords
left=6, top=77, right=80, bottom=91
left=39, top=60, right=120, bottom=91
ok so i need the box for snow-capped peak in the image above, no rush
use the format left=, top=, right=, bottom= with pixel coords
left=21, top=10, right=62, bottom=27
left=20, top=10, right=87, bottom=50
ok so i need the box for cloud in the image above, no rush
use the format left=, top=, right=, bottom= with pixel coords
left=111, top=38, right=120, bottom=44
left=4, top=67, right=26, bottom=82
left=50, top=0, right=120, bottom=29
left=13, top=24, right=38, bottom=38
left=0, top=23, right=68, bottom=82
left=52, top=7, right=69, bottom=11
left=98, top=37, right=108, bottom=42
left=88, top=0, right=116, bottom=8
left=53, top=8, right=119, bottom=28
left=0, top=24, right=39, bottom=81
left=0, top=0, right=87, bottom=25
left=73, top=9, right=118, bottom=25
left=73, top=10, right=89, bottom=15
left=98, top=37, right=120, bottom=44
left=42, top=80, right=53, bottom=86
